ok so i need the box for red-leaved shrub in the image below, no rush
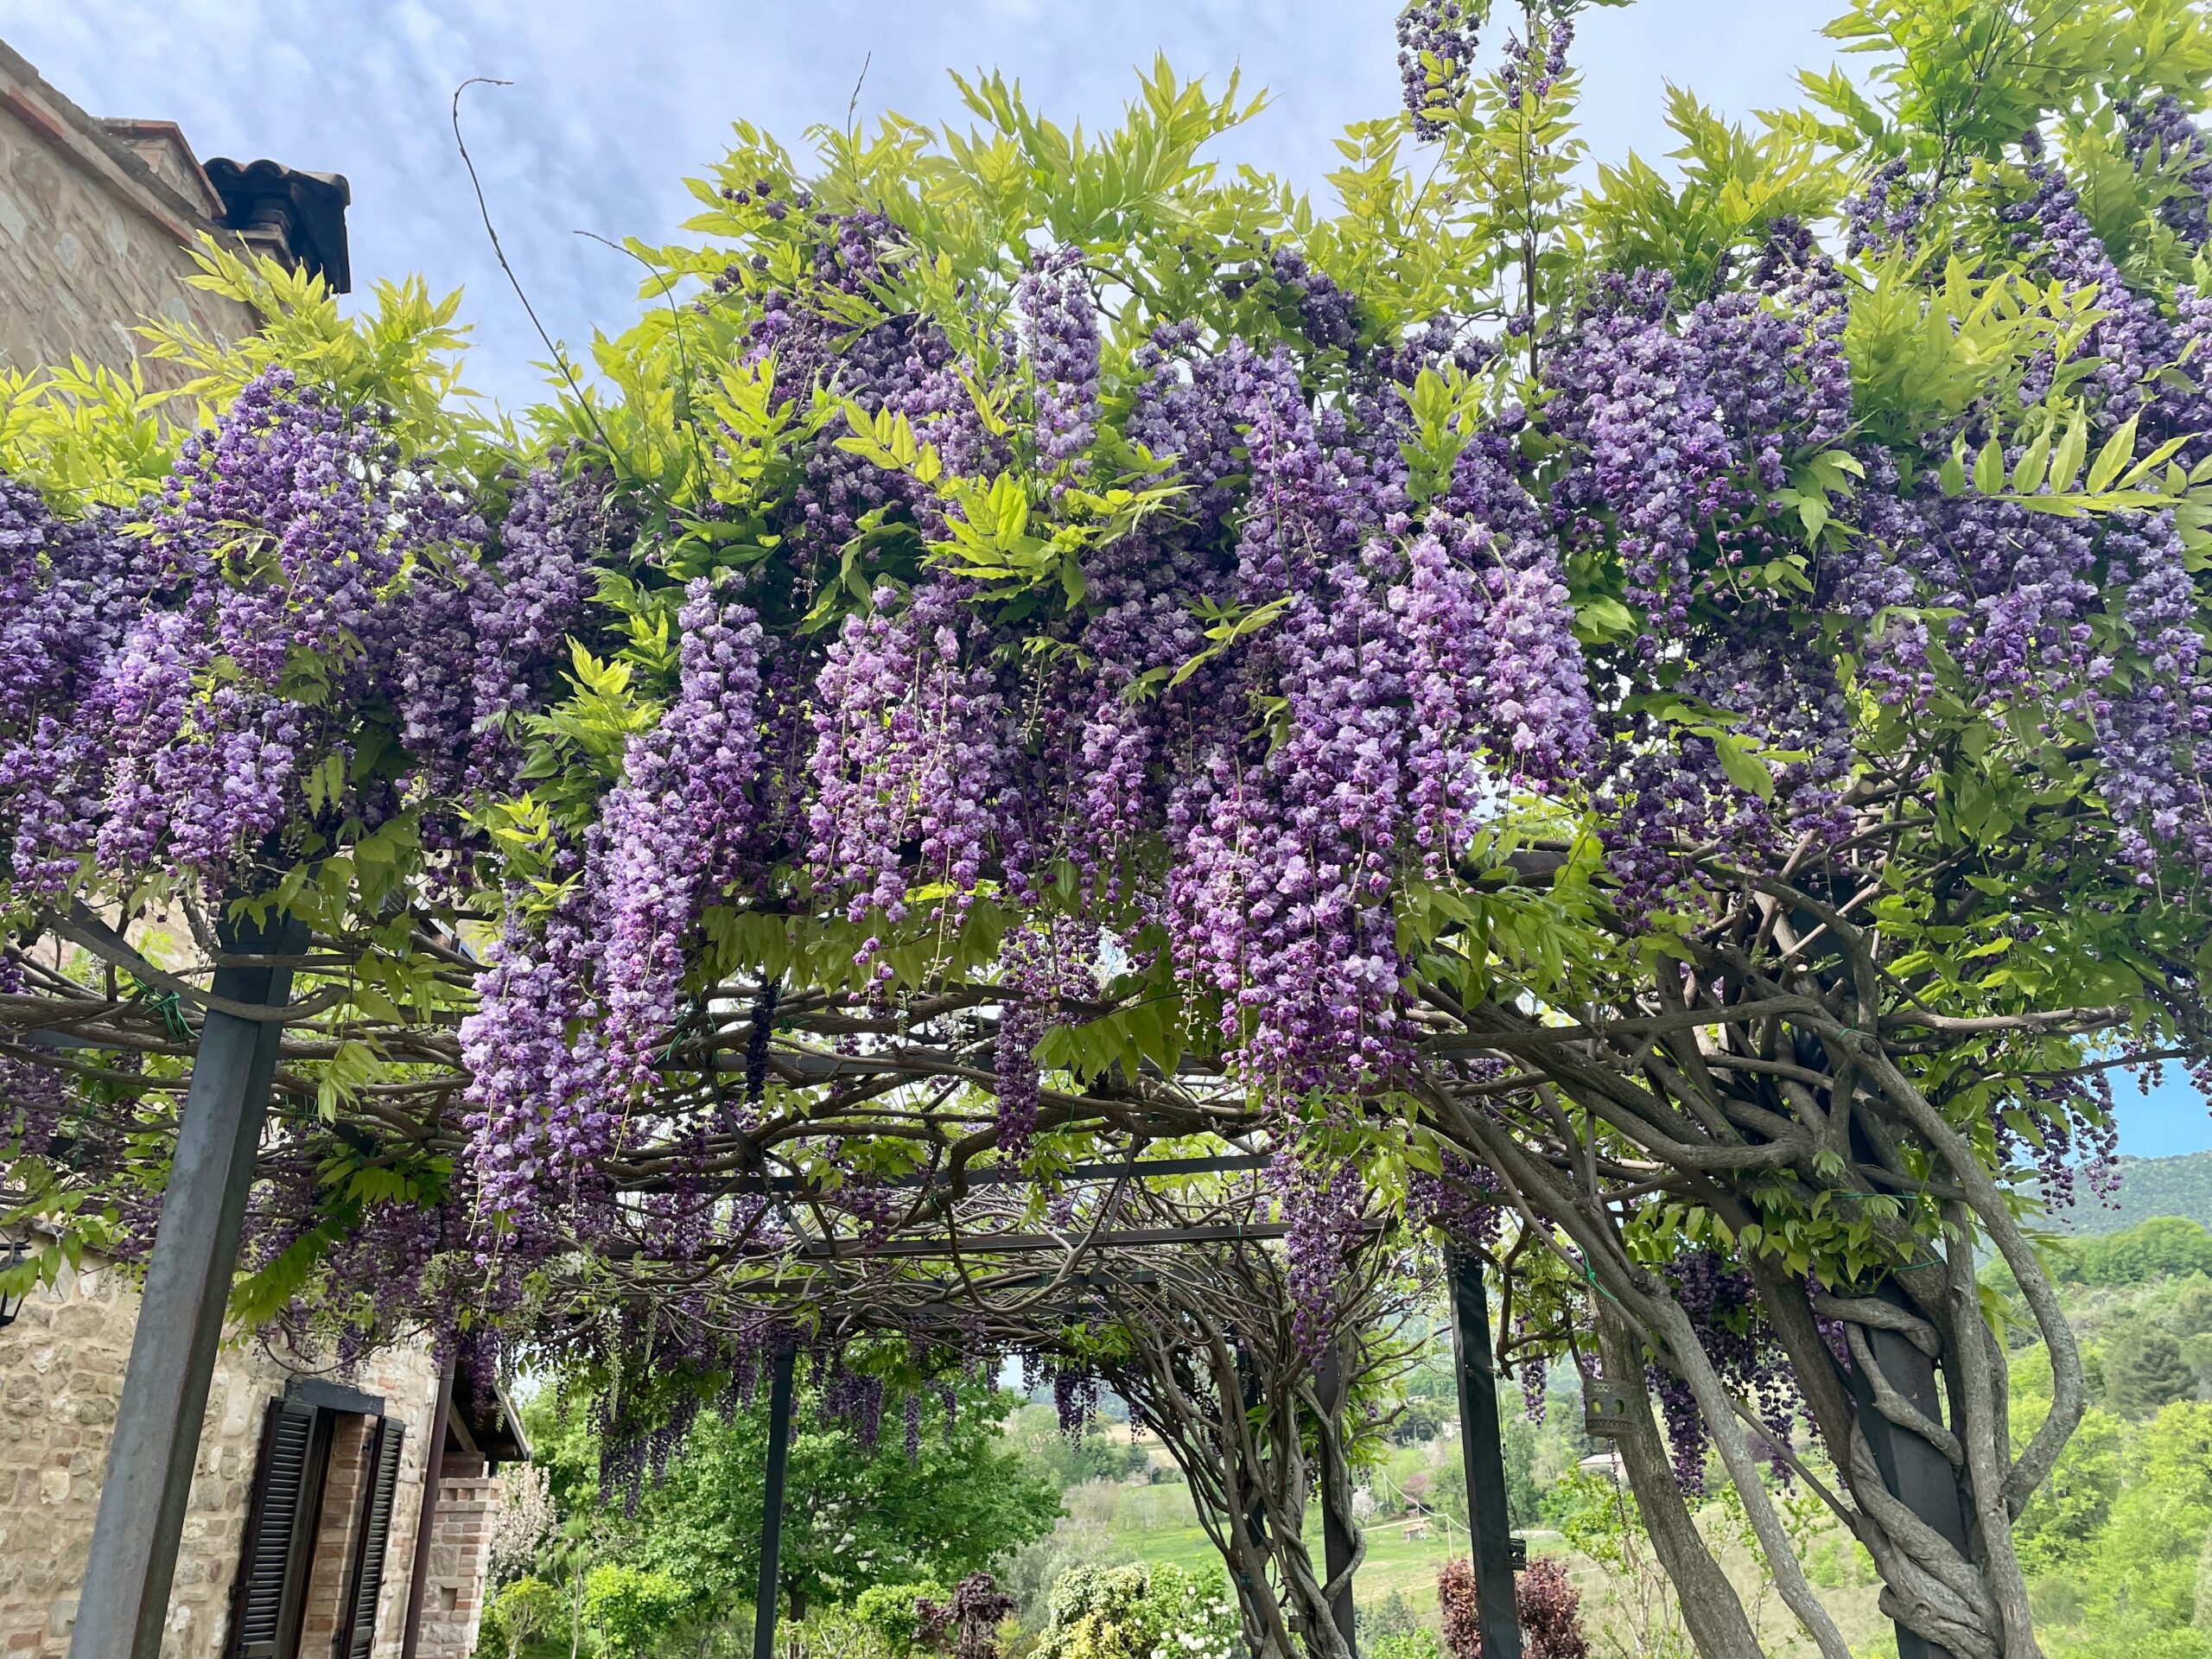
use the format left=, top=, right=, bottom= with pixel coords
left=1435, top=1556, right=1590, bottom=1659
left=1438, top=1558, right=1481, bottom=1659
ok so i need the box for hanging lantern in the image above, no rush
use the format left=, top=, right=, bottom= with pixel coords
left=1583, top=1378, right=1631, bottom=1439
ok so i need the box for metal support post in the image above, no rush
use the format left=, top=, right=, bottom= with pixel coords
left=753, top=1345, right=798, bottom=1659
left=70, top=905, right=305, bottom=1659
left=1849, top=1288, right=1968, bottom=1659
left=1315, top=1343, right=1358, bottom=1657
left=1446, top=1249, right=1521, bottom=1659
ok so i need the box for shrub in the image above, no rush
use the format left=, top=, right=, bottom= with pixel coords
left=1516, top=1560, right=1590, bottom=1659
left=915, top=1573, right=1018, bottom=1659
left=1370, top=1632, right=1444, bottom=1659
left=480, top=1576, right=563, bottom=1659
left=1436, top=1557, right=1590, bottom=1659
left=584, top=1563, right=690, bottom=1657
left=856, top=1581, right=950, bottom=1653
left=1035, top=1561, right=1239, bottom=1659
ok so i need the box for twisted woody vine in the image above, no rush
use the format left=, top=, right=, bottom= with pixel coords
left=6, top=1, right=2212, bottom=1656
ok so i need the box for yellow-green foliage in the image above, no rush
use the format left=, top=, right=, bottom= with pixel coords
left=1034, top=1562, right=1240, bottom=1659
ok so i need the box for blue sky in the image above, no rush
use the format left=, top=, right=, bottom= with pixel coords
left=2, top=0, right=1838, bottom=407
left=10, top=0, right=2209, bottom=1161
left=2113, top=1072, right=2209, bottom=1160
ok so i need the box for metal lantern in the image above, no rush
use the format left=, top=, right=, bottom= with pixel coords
left=0, top=1236, right=28, bottom=1328
left=1584, top=1378, right=1632, bottom=1439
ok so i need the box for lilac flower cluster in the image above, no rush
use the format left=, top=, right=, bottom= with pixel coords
left=461, top=580, right=772, bottom=1217
left=992, top=927, right=1052, bottom=1160
left=807, top=580, right=1014, bottom=936
left=1407, top=1145, right=1507, bottom=1249
left=1497, top=16, right=1573, bottom=106
left=2002, top=148, right=2176, bottom=419
left=1994, top=1073, right=2122, bottom=1212
left=2120, top=94, right=2212, bottom=247
left=1273, top=1151, right=1369, bottom=1361
left=1842, top=158, right=1931, bottom=261
left=467, top=464, right=606, bottom=790
left=737, top=207, right=998, bottom=563
left=1550, top=229, right=1848, bottom=642
left=818, top=1353, right=889, bottom=1450
left=1543, top=226, right=1855, bottom=913
left=1396, top=0, right=1483, bottom=138
left=1249, top=245, right=1360, bottom=354
left=2095, top=516, right=2212, bottom=878
left=0, top=372, right=615, bottom=906
left=597, top=581, right=767, bottom=1090
left=1162, top=346, right=1594, bottom=1091
left=458, top=900, right=612, bottom=1217
left=1647, top=1249, right=1806, bottom=1497
left=1813, top=150, right=2212, bottom=883
left=1016, top=246, right=1102, bottom=472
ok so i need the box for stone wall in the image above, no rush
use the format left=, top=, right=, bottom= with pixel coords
left=0, top=1255, right=446, bottom=1659
left=0, top=41, right=253, bottom=386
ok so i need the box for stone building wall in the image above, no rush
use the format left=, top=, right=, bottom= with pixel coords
left=0, top=1254, right=448, bottom=1659
left=0, top=40, right=254, bottom=386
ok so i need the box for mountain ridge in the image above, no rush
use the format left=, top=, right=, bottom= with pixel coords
left=2053, top=1149, right=2212, bottom=1235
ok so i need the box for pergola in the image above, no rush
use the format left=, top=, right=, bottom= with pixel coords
left=10, top=899, right=1541, bottom=1659
left=3, top=797, right=2052, bottom=1659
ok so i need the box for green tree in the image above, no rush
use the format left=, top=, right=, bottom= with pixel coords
left=2059, top=1221, right=2212, bottom=1287
left=1387, top=1395, right=1449, bottom=1447
left=617, top=1376, right=1059, bottom=1623
left=585, top=1564, right=690, bottom=1657
left=2015, top=1409, right=2126, bottom=1574
left=2175, top=1279, right=2212, bottom=1338
left=480, top=1576, right=563, bottom=1659
left=1007, top=1407, right=1149, bottom=1489
left=2110, top=1327, right=2199, bottom=1421
left=1431, top=1414, right=1542, bottom=1533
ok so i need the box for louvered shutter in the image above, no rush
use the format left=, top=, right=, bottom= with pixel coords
left=334, top=1418, right=407, bottom=1659
left=229, top=1399, right=333, bottom=1659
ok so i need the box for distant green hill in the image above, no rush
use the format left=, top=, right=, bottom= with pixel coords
left=2055, top=1151, right=2212, bottom=1235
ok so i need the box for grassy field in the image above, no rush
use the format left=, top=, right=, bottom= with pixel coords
left=1052, top=1474, right=1897, bottom=1659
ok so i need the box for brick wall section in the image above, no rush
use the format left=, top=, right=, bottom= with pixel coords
left=414, top=1472, right=499, bottom=1659
left=0, top=1255, right=445, bottom=1659
left=0, top=41, right=253, bottom=385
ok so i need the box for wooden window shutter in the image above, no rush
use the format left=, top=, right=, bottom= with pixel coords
left=228, top=1399, right=334, bottom=1659
left=334, top=1417, right=407, bottom=1659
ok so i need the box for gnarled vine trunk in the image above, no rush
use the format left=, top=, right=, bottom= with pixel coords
left=1034, top=1231, right=1413, bottom=1659
left=1403, top=863, right=2090, bottom=1659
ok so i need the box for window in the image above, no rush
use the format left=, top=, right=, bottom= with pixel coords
left=227, top=1399, right=334, bottom=1659
left=334, top=1417, right=407, bottom=1659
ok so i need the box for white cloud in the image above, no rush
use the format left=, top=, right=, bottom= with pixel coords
left=0, top=0, right=1835, bottom=407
